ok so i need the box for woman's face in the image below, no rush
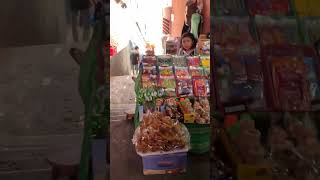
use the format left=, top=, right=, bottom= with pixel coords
left=182, top=37, right=193, bottom=50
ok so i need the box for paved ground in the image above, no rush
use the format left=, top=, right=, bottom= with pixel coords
left=0, top=44, right=86, bottom=180
left=110, top=76, right=210, bottom=180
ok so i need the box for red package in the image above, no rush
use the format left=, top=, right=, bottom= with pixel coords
left=193, top=78, right=208, bottom=97
left=187, top=56, right=201, bottom=67
left=270, top=57, right=310, bottom=111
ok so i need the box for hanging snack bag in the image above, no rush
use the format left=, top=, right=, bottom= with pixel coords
left=187, top=56, right=201, bottom=67
left=190, top=66, right=204, bottom=77
left=200, top=56, right=210, bottom=68
left=172, top=56, right=187, bottom=67
left=159, top=66, right=174, bottom=78
left=158, top=78, right=177, bottom=97
left=175, top=67, right=190, bottom=79
left=193, top=78, right=208, bottom=97
left=176, top=78, right=193, bottom=97
left=157, top=55, right=173, bottom=67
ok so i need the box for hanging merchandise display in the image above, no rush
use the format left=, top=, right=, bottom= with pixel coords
left=255, top=15, right=302, bottom=46
left=213, top=16, right=258, bottom=53
left=212, top=0, right=247, bottom=16
left=215, top=49, right=265, bottom=113
left=245, top=0, right=292, bottom=16
left=261, top=45, right=320, bottom=111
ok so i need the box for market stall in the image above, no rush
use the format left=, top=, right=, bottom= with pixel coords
left=132, top=34, right=211, bottom=174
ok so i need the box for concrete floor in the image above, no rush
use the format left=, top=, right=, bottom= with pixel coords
left=0, top=44, right=86, bottom=180
left=110, top=76, right=210, bottom=180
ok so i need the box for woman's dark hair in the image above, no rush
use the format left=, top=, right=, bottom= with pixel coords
left=134, top=46, right=139, bottom=50
left=180, top=32, right=197, bottom=50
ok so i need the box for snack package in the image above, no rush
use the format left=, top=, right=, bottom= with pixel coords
left=187, top=56, right=201, bottom=67
left=193, top=78, right=208, bottom=97
left=255, top=15, right=301, bottom=46
left=203, top=67, right=210, bottom=78
left=164, top=98, right=182, bottom=120
left=245, top=0, right=291, bottom=16
left=198, top=39, right=210, bottom=55
left=141, top=74, right=157, bottom=88
left=157, top=55, right=173, bottom=67
left=176, top=78, right=193, bottom=97
left=159, top=66, right=174, bottom=78
left=158, top=78, right=177, bottom=97
left=142, top=65, right=157, bottom=79
left=194, top=98, right=210, bottom=124
left=270, top=57, right=310, bottom=111
left=213, top=17, right=257, bottom=52
left=179, top=98, right=194, bottom=114
left=172, top=56, right=187, bottom=67
left=132, top=112, right=190, bottom=154
left=212, top=0, right=247, bottom=16
left=142, top=56, right=157, bottom=65
left=166, top=38, right=179, bottom=55
left=175, top=67, right=190, bottom=79
left=190, top=66, right=204, bottom=77
left=200, top=56, right=210, bottom=68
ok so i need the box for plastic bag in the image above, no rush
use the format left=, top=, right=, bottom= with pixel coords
left=174, top=67, right=190, bottom=79
left=176, top=78, right=193, bottom=97
left=159, top=66, right=174, bottom=78
left=172, top=56, right=187, bottom=67
left=157, top=55, right=173, bottom=67
left=132, top=112, right=190, bottom=155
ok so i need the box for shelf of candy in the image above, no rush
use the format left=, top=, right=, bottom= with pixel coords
left=157, top=55, right=173, bottom=67
left=255, top=15, right=301, bottom=46
left=245, top=0, right=292, bottom=16
left=174, top=67, right=190, bottom=79
left=132, top=112, right=190, bottom=154
left=193, top=78, right=209, bottom=97
left=176, top=78, right=193, bottom=97
left=189, top=66, right=204, bottom=77
left=159, top=66, right=174, bottom=78
left=158, top=78, right=177, bottom=97
left=212, top=0, right=247, bottom=16
left=172, top=56, right=187, bottom=67
left=213, top=17, right=258, bottom=52
left=187, top=56, right=201, bottom=67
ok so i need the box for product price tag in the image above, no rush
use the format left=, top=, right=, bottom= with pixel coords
left=184, top=113, right=196, bottom=123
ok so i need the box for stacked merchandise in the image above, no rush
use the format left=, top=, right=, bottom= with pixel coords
left=211, top=0, right=320, bottom=180
left=133, top=43, right=212, bottom=174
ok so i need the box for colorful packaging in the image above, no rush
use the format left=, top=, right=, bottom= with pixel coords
left=270, top=57, right=310, bottom=111
left=159, top=66, right=174, bottom=78
left=157, top=55, right=173, bottom=67
left=158, top=78, right=177, bottom=97
left=213, top=17, right=257, bottom=52
left=175, top=67, right=190, bottom=79
left=143, top=65, right=158, bottom=79
left=176, top=78, right=193, bottom=97
left=203, top=67, right=210, bottom=78
left=189, top=67, right=204, bottom=77
left=200, top=56, right=210, bottom=68
left=172, top=56, right=187, bottom=67
left=193, top=78, right=208, bottom=97
left=187, top=56, right=201, bottom=67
